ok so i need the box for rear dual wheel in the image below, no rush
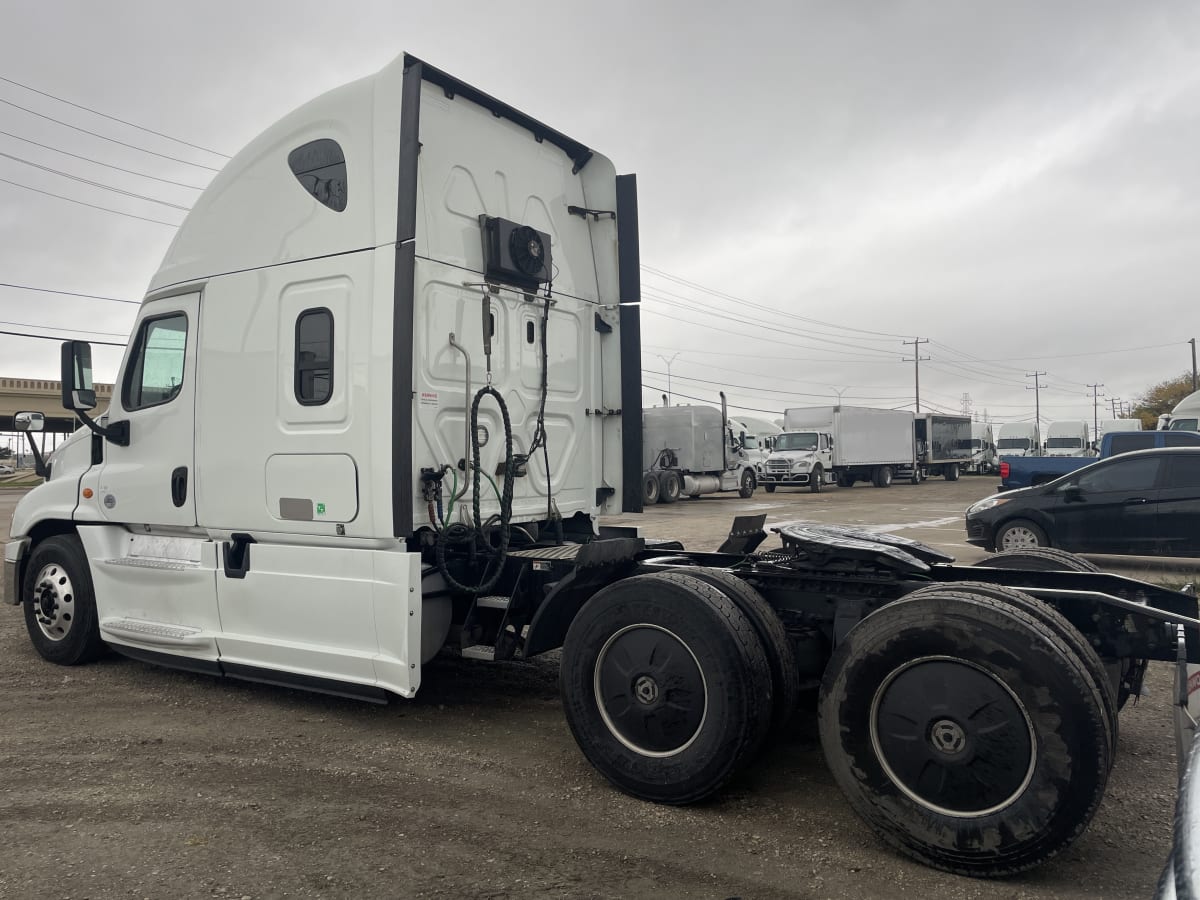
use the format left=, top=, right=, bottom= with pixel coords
left=819, top=589, right=1110, bottom=877
left=561, top=571, right=778, bottom=804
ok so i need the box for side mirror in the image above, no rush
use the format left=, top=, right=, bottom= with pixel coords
left=60, top=341, right=97, bottom=411
left=14, top=411, right=44, bottom=433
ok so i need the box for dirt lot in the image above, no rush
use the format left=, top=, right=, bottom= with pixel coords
left=1, top=478, right=1197, bottom=899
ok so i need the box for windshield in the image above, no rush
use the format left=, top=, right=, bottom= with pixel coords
left=997, top=438, right=1032, bottom=450
left=775, top=432, right=818, bottom=452
left=968, top=439, right=983, bottom=450
left=1045, top=437, right=1082, bottom=449
left=1170, top=418, right=1199, bottom=432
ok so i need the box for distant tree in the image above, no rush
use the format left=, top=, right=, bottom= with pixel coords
left=1131, top=371, right=1196, bottom=428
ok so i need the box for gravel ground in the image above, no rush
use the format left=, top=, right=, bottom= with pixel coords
left=0, top=481, right=1191, bottom=899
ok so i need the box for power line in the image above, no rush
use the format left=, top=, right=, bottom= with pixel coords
left=0, top=149, right=192, bottom=210
left=640, top=264, right=911, bottom=340
left=0, top=74, right=231, bottom=158
left=0, top=96, right=221, bottom=171
left=0, top=177, right=181, bottom=227
left=0, top=318, right=128, bottom=337
left=0, top=283, right=140, bottom=305
left=0, top=129, right=206, bottom=189
left=0, top=328, right=126, bottom=347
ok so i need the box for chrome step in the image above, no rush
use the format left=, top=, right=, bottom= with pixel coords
left=100, top=617, right=208, bottom=647
left=461, top=644, right=496, bottom=661
left=102, top=556, right=197, bottom=571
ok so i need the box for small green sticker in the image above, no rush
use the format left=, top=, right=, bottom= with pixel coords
left=316, top=502, right=326, bottom=516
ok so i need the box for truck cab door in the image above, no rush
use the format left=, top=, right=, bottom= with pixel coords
left=96, top=294, right=199, bottom=527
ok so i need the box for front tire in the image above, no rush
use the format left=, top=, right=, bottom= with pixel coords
left=738, top=469, right=756, bottom=499
left=561, top=572, right=773, bottom=804
left=22, top=535, right=105, bottom=666
left=994, top=519, right=1048, bottom=551
left=819, top=589, right=1109, bottom=876
left=764, top=483, right=776, bottom=494
left=809, top=465, right=824, bottom=493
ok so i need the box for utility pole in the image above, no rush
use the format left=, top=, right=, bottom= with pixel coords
left=1109, top=397, right=1120, bottom=418
left=902, top=338, right=930, bottom=413
left=1191, top=338, right=1197, bottom=392
left=1027, top=372, right=1046, bottom=452
left=1087, top=382, right=1103, bottom=446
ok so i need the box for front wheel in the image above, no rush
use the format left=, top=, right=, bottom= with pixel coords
left=764, top=483, right=776, bottom=494
left=809, top=464, right=824, bottom=493
left=995, top=519, right=1048, bottom=551
left=739, top=469, right=756, bottom=498
left=819, top=589, right=1109, bottom=876
left=561, top=572, right=773, bottom=805
left=22, top=534, right=105, bottom=666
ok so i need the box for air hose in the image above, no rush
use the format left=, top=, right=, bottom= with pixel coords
left=435, top=384, right=515, bottom=595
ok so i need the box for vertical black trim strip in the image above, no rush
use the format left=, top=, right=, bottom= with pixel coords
left=615, top=174, right=643, bottom=514
left=392, top=61, right=423, bottom=537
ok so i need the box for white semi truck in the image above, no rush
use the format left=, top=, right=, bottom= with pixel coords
left=642, top=398, right=758, bottom=502
left=760, top=406, right=916, bottom=491
left=996, top=422, right=1040, bottom=457
left=4, top=52, right=1198, bottom=879
left=1043, top=420, right=1090, bottom=457
left=1163, top=391, right=1200, bottom=432
left=964, top=422, right=997, bottom=475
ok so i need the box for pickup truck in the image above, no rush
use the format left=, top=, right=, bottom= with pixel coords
left=999, top=430, right=1200, bottom=490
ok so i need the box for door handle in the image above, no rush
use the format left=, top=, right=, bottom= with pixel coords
left=1123, top=497, right=1149, bottom=505
left=171, top=467, right=188, bottom=508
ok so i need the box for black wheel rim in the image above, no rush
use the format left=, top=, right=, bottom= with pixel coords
left=870, top=656, right=1036, bottom=817
left=594, top=624, right=707, bottom=757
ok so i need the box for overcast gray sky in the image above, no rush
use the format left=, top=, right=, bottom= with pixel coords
left=2, top=0, right=1199, bottom=427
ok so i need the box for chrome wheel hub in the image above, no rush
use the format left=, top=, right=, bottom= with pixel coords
left=31, top=563, right=75, bottom=642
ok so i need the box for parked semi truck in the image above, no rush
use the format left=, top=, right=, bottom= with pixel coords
left=996, top=422, right=1040, bottom=457
left=1096, top=418, right=1142, bottom=446
left=1043, top=420, right=1091, bottom=458
left=642, top=398, right=758, bottom=502
left=964, top=422, right=997, bottom=475
left=761, top=406, right=915, bottom=491
left=913, top=413, right=972, bottom=481
left=5, top=53, right=1200, bottom=880
left=1163, top=391, right=1200, bottom=432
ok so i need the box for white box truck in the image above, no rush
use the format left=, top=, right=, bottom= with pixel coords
left=4, top=51, right=1197, bottom=880
left=996, top=422, right=1040, bottom=457
left=642, top=397, right=758, bottom=502
left=1043, top=420, right=1090, bottom=457
left=761, top=406, right=915, bottom=491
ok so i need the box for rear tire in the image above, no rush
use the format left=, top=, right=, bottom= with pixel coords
left=681, top=568, right=800, bottom=733
left=560, top=572, right=773, bottom=804
left=738, top=469, right=756, bottom=499
left=819, top=589, right=1109, bottom=876
left=945, top=463, right=959, bottom=482
left=22, top=534, right=105, bottom=666
left=872, top=466, right=893, bottom=488
left=659, top=471, right=681, bottom=504
left=907, top=581, right=1118, bottom=765
left=643, top=473, right=660, bottom=505
left=838, top=473, right=855, bottom=488
left=978, top=547, right=1097, bottom=573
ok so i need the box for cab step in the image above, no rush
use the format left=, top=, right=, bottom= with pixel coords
left=461, top=644, right=496, bottom=661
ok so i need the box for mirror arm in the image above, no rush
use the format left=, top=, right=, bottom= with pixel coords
left=23, top=433, right=50, bottom=480
left=75, top=409, right=130, bottom=447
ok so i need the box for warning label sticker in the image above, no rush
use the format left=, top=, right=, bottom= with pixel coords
left=419, top=391, right=439, bottom=408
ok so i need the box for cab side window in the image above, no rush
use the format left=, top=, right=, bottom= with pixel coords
left=295, top=308, right=333, bottom=405
left=123, top=313, right=188, bottom=410
left=1076, top=457, right=1160, bottom=493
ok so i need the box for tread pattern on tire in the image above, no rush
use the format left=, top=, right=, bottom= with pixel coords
left=976, top=546, right=1099, bottom=572
left=680, top=568, right=800, bottom=733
